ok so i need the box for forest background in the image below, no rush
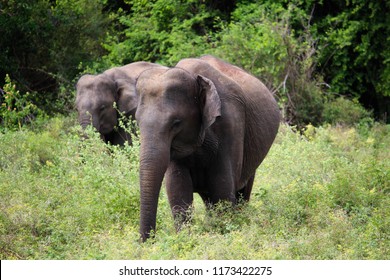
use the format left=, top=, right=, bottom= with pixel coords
left=0, top=0, right=389, bottom=260
left=1, top=0, right=389, bottom=127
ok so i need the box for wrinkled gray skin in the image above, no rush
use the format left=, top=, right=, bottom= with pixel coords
left=135, top=55, right=280, bottom=241
left=75, top=62, right=167, bottom=145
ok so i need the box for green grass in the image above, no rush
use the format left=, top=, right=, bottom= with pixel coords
left=0, top=117, right=389, bottom=259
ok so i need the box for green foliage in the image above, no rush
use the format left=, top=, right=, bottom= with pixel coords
left=0, top=75, right=43, bottom=131
left=211, top=2, right=326, bottom=126
left=0, top=117, right=388, bottom=259
left=212, top=2, right=288, bottom=88
left=310, top=0, right=390, bottom=120
left=2, top=0, right=388, bottom=124
left=1, top=0, right=389, bottom=260
left=0, top=116, right=141, bottom=259
left=102, top=0, right=219, bottom=66
left=322, top=97, right=373, bottom=126
left=0, top=0, right=109, bottom=113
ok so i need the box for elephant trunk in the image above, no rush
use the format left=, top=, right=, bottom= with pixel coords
left=79, top=112, right=95, bottom=129
left=80, top=117, right=91, bottom=130
left=79, top=113, right=106, bottom=141
left=139, top=134, right=170, bottom=241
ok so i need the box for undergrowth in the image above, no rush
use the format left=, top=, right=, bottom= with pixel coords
left=0, top=117, right=388, bottom=259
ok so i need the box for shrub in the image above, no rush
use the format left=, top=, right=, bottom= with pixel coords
left=212, top=2, right=288, bottom=90
left=0, top=0, right=109, bottom=115
left=322, top=97, right=373, bottom=126
left=0, top=75, right=43, bottom=131
left=211, top=2, right=326, bottom=127
left=0, top=119, right=388, bottom=259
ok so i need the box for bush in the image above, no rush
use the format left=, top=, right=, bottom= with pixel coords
left=101, top=0, right=221, bottom=66
left=1, top=118, right=388, bottom=259
left=211, top=2, right=326, bottom=127
left=212, top=2, right=288, bottom=89
left=0, top=75, right=43, bottom=131
left=0, top=116, right=141, bottom=259
left=0, top=0, right=110, bottom=115
left=287, top=78, right=325, bottom=127
left=322, top=97, right=373, bottom=126
left=2, top=0, right=387, bottom=123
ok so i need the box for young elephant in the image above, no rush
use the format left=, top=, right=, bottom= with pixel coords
left=75, top=62, right=167, bottom=145
left=135, top=56, right=280, bottom=241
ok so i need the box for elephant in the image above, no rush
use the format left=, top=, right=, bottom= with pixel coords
left=75, top=62, right=167, bottom=145
left=135, top=55, right=280, bottom=241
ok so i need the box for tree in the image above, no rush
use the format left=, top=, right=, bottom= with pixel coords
left=2, top=0, right=387, bottom=124
left=101, top=0, right=235, bottom=66
left=313, top=0, right=390, bottom=121
left=211, top=1, right=325, bottom=126
left=0, top=0, right=109, bottom=113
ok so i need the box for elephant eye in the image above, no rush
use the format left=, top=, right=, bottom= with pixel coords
left=99, top=105, right=106, bottom=111
left=171, top=119, right=182, bottom=129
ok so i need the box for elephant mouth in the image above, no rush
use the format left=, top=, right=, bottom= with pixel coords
left=99, top=123, right=117, bottom=135
left=170, top=143, right=196, bottom=159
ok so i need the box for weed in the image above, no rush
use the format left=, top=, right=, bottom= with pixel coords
left=0, top=118, right=389, bottom=259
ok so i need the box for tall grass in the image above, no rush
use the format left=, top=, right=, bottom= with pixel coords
left=0, top=117, right=389, bottom=259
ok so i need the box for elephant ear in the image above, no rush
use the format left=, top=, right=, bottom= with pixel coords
left=197, top=75, right=221, bottom=141
left=115, top=78, right=138, bottom=114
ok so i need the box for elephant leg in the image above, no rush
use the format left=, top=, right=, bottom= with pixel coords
left=198, top=192, right=214, bottom=210
left=199, top=157, right=242, bottom=208
left=204, top=157, right=237, bottom=206
left=206, top=105, right=245, bottom=204
left=236, top=174, right=255, bottom=202
left=165, top=161, right=194, bottom=231
left=204, top=126, right=244, bottom=206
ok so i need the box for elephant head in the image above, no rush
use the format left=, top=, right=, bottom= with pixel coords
left=75, top=62, right=168, bottom=145
left=75, top=73, right=136, bottom=144
left=135, top=67, right=221, bottom=241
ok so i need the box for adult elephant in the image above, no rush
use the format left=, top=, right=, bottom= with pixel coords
left=75, top=62, right=167, bottom=145
left=135, top=56, right=280, bottom=241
